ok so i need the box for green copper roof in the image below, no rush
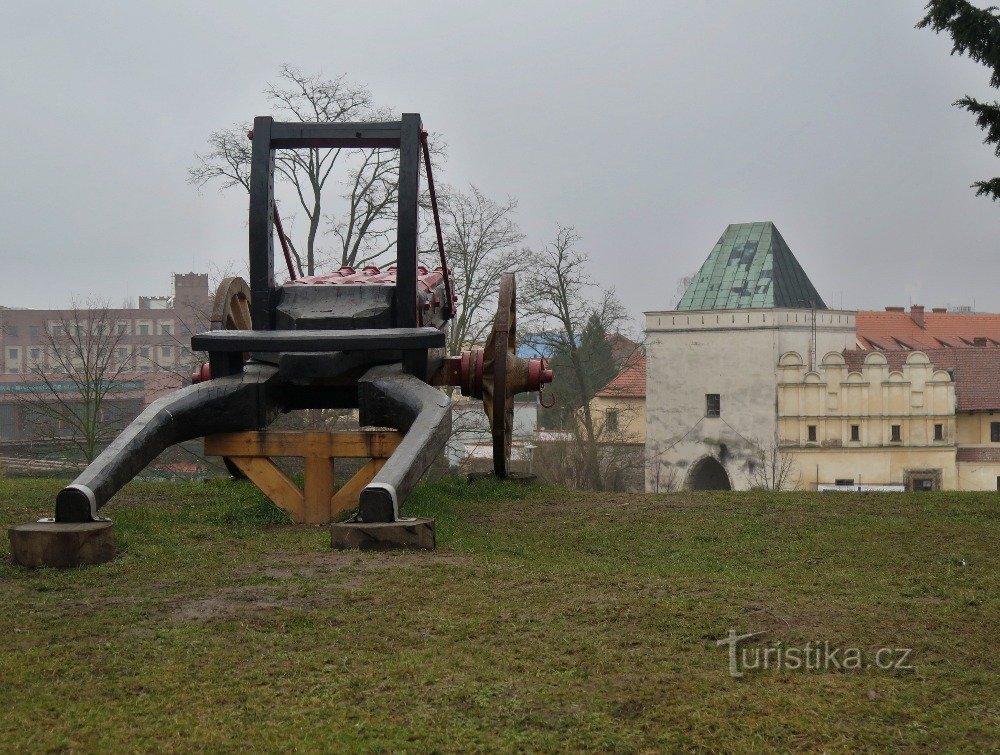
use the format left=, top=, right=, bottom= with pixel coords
left=676, top=221, right=827, bottom=311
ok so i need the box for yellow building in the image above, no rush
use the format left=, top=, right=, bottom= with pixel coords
left=777, top=349, right=1000, bottom=491
left=590, top=353, right=646, bottom=443
left=579, top=352, right=646, bottom=491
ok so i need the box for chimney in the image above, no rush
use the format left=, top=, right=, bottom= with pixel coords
left=910, top=305, right=925, bottom=328
left=973, top=337, right=988, bottom=347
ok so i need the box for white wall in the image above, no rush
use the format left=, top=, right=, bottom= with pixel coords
left=643, top=308, right=856, bottom=491
left=446, top=398, right=538, bottom=467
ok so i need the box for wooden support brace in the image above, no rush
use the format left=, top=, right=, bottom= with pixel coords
left=204, top=431, right=402, bottom=525
left=331, top=459, right=386, bottom=518
left=227, top=456, right=306, bottom=522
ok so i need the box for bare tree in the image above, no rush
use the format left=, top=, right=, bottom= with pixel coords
left=583, top=399, right=645, bottom=491
left=650, top=460, right=680, bottom=494
left=534, top=402, right=643, bottom=491
left=670, top=271, right=698, bottom=308
left=747, top=436, right=799, bottom=491
left=522, top=226, right=630, bottom=490
left=145, top=321, right=209, bottom=388
left=189, top=67, right=426, bottom=275
left=440, top=184, right=531, bottom=355
left=16, top=301, right=132, bottom=463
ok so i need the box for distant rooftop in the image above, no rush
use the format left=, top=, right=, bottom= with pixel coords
left=676, top=221, right=826, bottom=311
left=857, top=306, right=1000, bottom=350
left=595, top=351, right=646, bottom=399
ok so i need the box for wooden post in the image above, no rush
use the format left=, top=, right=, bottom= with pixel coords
left=204, top=431, right=402, bottom=525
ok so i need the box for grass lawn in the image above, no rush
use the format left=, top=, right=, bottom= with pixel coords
left=0, top=477, right=997, bottom=751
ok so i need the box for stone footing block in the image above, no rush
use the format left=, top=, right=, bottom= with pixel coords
left=331, top=517, right=435, bottom=551
left=8, top=521, right=116, bottom=568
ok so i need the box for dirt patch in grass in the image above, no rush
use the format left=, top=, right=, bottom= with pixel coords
left=171, top=584, right=319, bottom=622
left=243, top=549, right=473, bottom=578
left=173, top=549, right=478, bottom=621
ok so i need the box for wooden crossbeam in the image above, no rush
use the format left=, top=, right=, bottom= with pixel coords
left=204, top=430, right=403, bottom=525
left=205, top=430, right=401, bottom=459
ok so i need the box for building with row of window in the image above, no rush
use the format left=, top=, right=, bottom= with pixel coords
left=594, top=221, right=1000, bottom=492
left=0, top=273, right=210, bottom=442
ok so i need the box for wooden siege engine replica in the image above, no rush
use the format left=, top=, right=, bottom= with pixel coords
left=10, top=114, right=552, bottom=565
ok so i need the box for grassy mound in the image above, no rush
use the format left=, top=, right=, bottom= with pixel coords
left=1, top=477, right=996, bottom=750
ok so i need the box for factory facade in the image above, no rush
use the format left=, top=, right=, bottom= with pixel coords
left=0, top=273, right=210, bottom=443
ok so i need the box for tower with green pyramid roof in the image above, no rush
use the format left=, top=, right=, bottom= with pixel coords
left=644, top=221, right=855, bottom=493
left=676, top=221, right=826, bottom=311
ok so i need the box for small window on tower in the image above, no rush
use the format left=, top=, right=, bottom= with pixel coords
left=706, top=394, right=720, bottom=417
left=807, top=425, right=817, bottom=442
left=850, top=425, right=860, bottom=442
left=992, top=422, right=1000, bottom=443
left=934, top=423, right=944, bottom=441
left=891, top=424, right=902, bottom=442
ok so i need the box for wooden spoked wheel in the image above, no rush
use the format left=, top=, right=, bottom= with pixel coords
left=211, top=277, right=252, bottom=479
left=211, top=276, right=252, bottom=332
left=482, top=273, right=516, bottom=477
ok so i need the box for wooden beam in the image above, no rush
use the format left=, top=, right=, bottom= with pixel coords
left=330, top=459, right=385, bottom=518
left=302, top=456, right=335, bottom=525
left=205, top=431, right=405, bottom=525
left=228, top=456, right=305, bottom=522
left=205, top=431, right=401, bottom=459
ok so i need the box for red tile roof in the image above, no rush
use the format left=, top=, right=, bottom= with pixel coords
left=595, top=352, right=646, bottom=398
left=594, top=307, right=1000, bottom=405
left=857, top=308, right=1000, bottom=351
left=956, top=447, right=1000, bottom=462
left=606, top=333, right=640, bottom=366
left=842, top=348, right=1000, bottom=412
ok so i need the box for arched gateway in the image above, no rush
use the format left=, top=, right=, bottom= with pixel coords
left=687, top=456, right=732, bottom=490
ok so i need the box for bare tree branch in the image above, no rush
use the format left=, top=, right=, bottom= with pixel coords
left=521, top=227, right=631, bottom=490
left=746, top=435, right=800, bottom=491
left=15, top=300, right=132, bottom=463
left=439, top=184, right=530, bottom=355
left=188, top=67, right=418, bottom=276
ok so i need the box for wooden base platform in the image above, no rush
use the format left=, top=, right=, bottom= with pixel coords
left=330, top=518, right=435, bottom=550
left=9, top=521, right=116, bottom=568
left=205, top=430, right=403, bottom=525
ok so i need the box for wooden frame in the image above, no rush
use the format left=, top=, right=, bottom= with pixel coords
left=247, top=114, right=421, bottom=330
left=204, top=430, right=402, bottom=525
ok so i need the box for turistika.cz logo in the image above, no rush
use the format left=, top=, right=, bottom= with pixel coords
left=717, top=630, right=915, bottom=678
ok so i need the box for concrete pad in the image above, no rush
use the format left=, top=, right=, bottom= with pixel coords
left=331, top=517, right=435, bottom=551
left=8, top=521, right=115, bottom=568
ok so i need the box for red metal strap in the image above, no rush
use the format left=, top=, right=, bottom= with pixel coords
left=272, top=201, right=298, bottom=281
left=419, top=130, right=454, bottom=321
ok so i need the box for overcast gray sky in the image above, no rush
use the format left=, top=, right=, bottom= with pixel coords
left=1, top=0, right=996, bottom=321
